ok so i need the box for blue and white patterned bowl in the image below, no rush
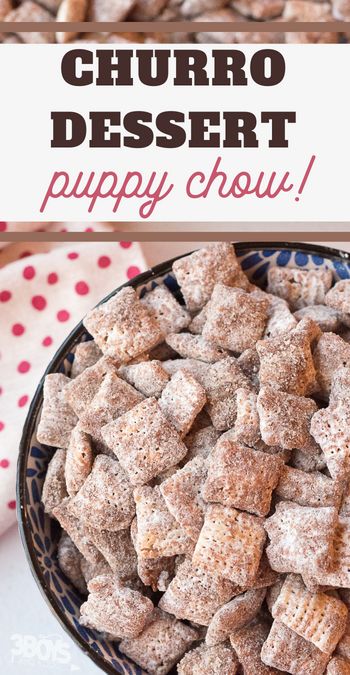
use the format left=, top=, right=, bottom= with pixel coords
left=17, top=242, right=350, bottom=674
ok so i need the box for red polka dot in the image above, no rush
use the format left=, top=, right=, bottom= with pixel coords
left=75, top=281, right=89, bottom=296
left=57, top=310, right=70, bottom=322
left=18, top=395, right=28, bottom=408
left=0, top=290, right=11, bottom=302
left=12, top=323, right=25, bottom=336
left=0, top=387, right=3, bottom=396
left=0, top=222, right=7, bottom=232
left=98, top=255, right=111, bottom=269
left=23, top=265, right=35, bottom=280
left=17, top=360, right=30, bottom=374
left=0, top=422, right=4, bottom=431
left=0, top=459, right=9, bottom=468
left=120, top=241, right=132, bottom=249
left=127, top=265, right=141, bottom=280
left=42, top=336, right=52, bottom=347
left=85, top=227, right=94, bottom=232
left=47, top=272, right=58, bottom=285
left=8, top=500, right=16, bottom=510
left=67, top=252, right=79, bottom=260
left=31, top=295, right=47, bottom=311
left=19, top=251, right=32, bottom=259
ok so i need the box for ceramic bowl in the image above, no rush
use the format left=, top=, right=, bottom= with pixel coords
left=17, top=242, right=350, bottom=674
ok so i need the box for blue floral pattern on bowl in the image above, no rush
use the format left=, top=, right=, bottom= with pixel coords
left=18, top=244, right=350, bottom=674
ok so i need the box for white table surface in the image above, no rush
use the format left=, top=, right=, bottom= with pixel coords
left=1, top=239, right=349, bottom=674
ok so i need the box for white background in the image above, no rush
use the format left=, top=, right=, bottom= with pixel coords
left=0, top=44, right=349, bottom=222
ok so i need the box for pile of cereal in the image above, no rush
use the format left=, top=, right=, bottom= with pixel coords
left=39, top=243, right=350, bottom=674
left=0, top=0, right=347, bottom=45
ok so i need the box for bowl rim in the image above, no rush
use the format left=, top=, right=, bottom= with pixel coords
left=16, top=240, right=350, bottom=675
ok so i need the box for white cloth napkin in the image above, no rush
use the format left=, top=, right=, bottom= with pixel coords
left=0, top=239, right=146, bottom=536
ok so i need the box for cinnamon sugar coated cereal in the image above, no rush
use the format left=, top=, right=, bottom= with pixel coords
left=37, top=374, right=77, bottom=448
left=203, top=437, right=283, bottom=516
left=0, top=0, right=346, bottom=43
left=159, top=369, right=206, bottom=437
left=202, top=284, right=268, bottom=353
left=83, top=287, right=163, bottom=361
left=119, top=359, right=170, bottom=398
left=272, top=574, right=348, bottom=653
left=177, top=642, right=238, bottom=674
left=35, top=245, right=350, bottom=673
left=101, top=397, right=188, bottom=485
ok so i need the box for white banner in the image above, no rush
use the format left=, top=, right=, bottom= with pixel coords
left=0, top=43, right=348, bottom=222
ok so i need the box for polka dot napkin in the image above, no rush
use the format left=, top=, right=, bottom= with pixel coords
left=0, top=240, right=146, bottom=536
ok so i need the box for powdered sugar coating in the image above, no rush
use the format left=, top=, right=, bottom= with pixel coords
left=261, top=619, right=330, bottom=674
left=336, top=615, right=350, bottom=661
left=311, top=402, right=350, bottom=479
left=68, top=455, right=135, bottom=531
left=203, top=437, right=283, bottom=517
left=42, top=448, right=68, bottom=515
left=237, top=347, right=260, bottom=388
left=313, top=333, right=350, bottom=400
left=266, top=578, right=284, bottom=613
left=276, top=465, right=340, bottom=508
left=65, top=427, right=93, bottom=497
left=166, top=332, right=228, bottom=363
left=272, top=574, right=348, bottom=654
left=252, top=288, right=297, bottom=337
left=177, top=643, right=238, bottom=675
left=52, top=498, right=103, bottom=564
left=159, top=369, right=206, bottom=437
left=119, top=608, right=198, bottom=675
left=188, top=304, right=208, bottom=334
left=71, top=340, right=102, bottom=378
left=38, top=246, right=350, bottom=673
left=291, top=448, right=327, bottom=473
left=230, top=619, right=280, bottom=675
left=85, top=526, right=137, bottom=579
left=84, top=286, right=163, bottom=361
left=303, top=516, right=350, bottom=589
left=206, top=587, right=266, bottom=646
left=80, top=557, right=112, bottom=584
left=101, top=397, right=188, bottom=485
left=257, top=324, right=317, bottom=396
left=204, top=356, right=254, bottom=430
left=158, top=558, right=237, bottom=625
left=65, top=356, right=116, bottom=417
left=162, top=358, right=208, bottom=387
left=257, top=386, right=319, bottom=453
left=78, top=371, right=144, bottom=442
left=203, top=284, right=268, bottom=353
left=172, top=242, right=241, bottom=312
left=57, top=531, right=86, bottom=595
left=234, top=388, right=262, bottom=447
left=160, top=456, right=207, bottom=541
left=37, top=374, right=77, bottom=448
left=267, top=266, right=333, bottom=310
left=193, top=503, right=266, bottom=586
left=327, top=656, right=350, bottom=675
left=141, top=284, right=191, bottom=335
left=80, top=574, right=154, bottom=639
left=134, top=485, right=193, bottom=559
left=184, top=425, right=221, bottom=462
left=294, top=304, right=341, bottom=332
left=330, top=367, right=350, bottom=409
left=265, top=501, right=338, bottom=575
left=326, top=279, right=350, bottom=317
left=119, top=359, right=170, bottom=398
